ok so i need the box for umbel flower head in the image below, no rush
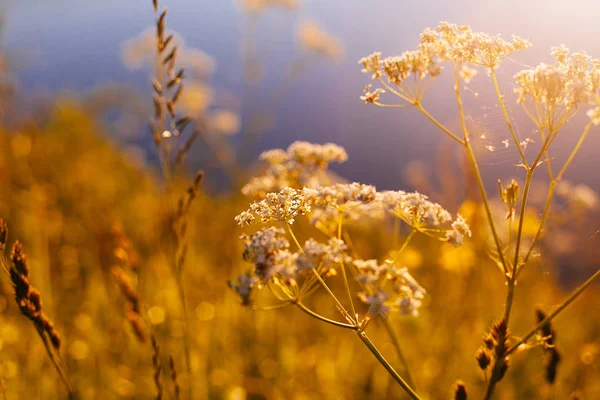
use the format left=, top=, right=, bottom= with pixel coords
left=359, top=22, right=530, bottom=103
left=233, top=142, right=470, bottom=315
left=229, top=227, right=353, bottom=304
left=235, top=187, right=316, bottom=226
left=355, top=259, right=426, bottom=317
left=242, top=141, right=348, bottom=197
left=514, top=46, right=600, bottom=127
left=377, top=190, right=471, bottom=246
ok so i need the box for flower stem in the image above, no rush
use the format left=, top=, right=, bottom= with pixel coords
left=415, top=103, right=464, bottom=145
left=382, top=319, right=418, bottom=391
left=295, top=302, right=355, bottom=329
left=357, top=331, right=421, bottom=400
left=338, top=218, right=357, bottom=319
left=490, top=68, right=529, bottom=168
left=286, top=223, right=353, bottom=322
left=507, top=268, right=600, bottom=355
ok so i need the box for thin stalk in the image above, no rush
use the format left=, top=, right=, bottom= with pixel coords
left=507, top=268, right=600, bottom=355
left=382, top=319, right=418, bottom=391
left=521, top=122, right=593, bottom=271
left=295, top=302, right=355, bottom=329
left=357, top=331, right=421, bottom=400
left=37, top=328, right=74, bottom=396
left=252, top=302, right=292, bottom=311
left=520, top=182, right=555, bottom=271
left=338, top=218, right=357, bottom=319
left=175, top=273, right=192, bottom=395
left=415, top=103, right=465, bottom=145
left=556, top=122, right=592, bottom=181
left=286, top=223, right=352, bottom=321
left=490, top=68, right=529, bottom=168
left=452, top=62, right=507, bottom=271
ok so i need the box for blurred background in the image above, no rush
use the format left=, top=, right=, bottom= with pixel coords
left=0, top=0, right=599, bottom=399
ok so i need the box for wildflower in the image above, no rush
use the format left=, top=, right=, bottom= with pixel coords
left=296, top=238, right=350, bottom=276
left=387, top=266, right=426, bottom=316
left=297, top=21, right=343, bottom=61
left=229, top=273, right=259, bottom=305
left=235, top=187, right=315, bottom=225
left=242, top=142, right=348, bottom=197
left=312, top=183, right=377, bottom=207
left=240, top=227, right=305, bottom=285
left=446, top=214, right=472, bottom=246
left=499, top=179, right=520, bottom=219
left=353, top=259, right=386, bottom=286
left=358, top=290, right=391, bottom=316
left=360, top=85, right=385, bottom=104
left=514, top=48, right=600, bottom=127
left=588, top=106, right=600, bottom=125
left=459, top=65, right=478, bottom=83
left=358, top=52, right=382, bottom=79
left=378, top=190, right=451, bottom=227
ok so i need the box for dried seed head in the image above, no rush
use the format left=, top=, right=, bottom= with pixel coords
left=476, top=348, right=491, bottom=370
left=535, top=308, right=555, bottom=346
left=9, top=240, right=63, bottom=350
left=484, top=334, right=495, bottom=350
left=536, top=307, right=561, bottom=384
left=499, top=179, right=520, bottom=219
left=498, top=357, right=510, bottom=381
left=151, top=335, right=163, bottom=399
left=545, top=348, right=561, bottom=384
left=0, top=218, right=8, bottom=253
left=10, top=241, right=30, bottom=276
left=491, top=319, right=509, bottom=350
left=453, top=381, right=468, bottom=400
left=169, top=355, right=181, bottom=400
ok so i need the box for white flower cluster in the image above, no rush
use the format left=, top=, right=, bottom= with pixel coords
left=235, top=187, right=316, bottom=226
left=359, top=22, right=531, bottom=90
left=231, top=227, right=353, bottom=304
left=242, top=141, right=348, bottom=197
left=376, top=190, right=470, bottom=245
left=355, top=260, right=426, bottom=317
left=228, top=273, right=259, bottom=305
left=232, top=142, right=470, bottom=314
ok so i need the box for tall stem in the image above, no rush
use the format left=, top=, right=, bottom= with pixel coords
left=415, top=103, right=464, bottom=145
left=295, top=302, right=355, bottom=329
left=382, top=319, right=418, bottom=391
left=490, top=68, right=528, bottom=168
left=286, top=224, right=352, bottom=321
left=507, top=268, right=600, bottom=355
left=338, top=218, right=357, bottom=319
left=357, top=331, right=421, bottom=400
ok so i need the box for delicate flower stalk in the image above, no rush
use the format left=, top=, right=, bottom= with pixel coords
left=231, top=142, right=472, bottom=399
left=358, top=24, right=600, bottom=398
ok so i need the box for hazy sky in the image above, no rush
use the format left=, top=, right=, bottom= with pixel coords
left=3, top=0, right=600, bottom=191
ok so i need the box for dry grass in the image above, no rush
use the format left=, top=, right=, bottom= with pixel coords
left=0, top=2, right=598, bottom=400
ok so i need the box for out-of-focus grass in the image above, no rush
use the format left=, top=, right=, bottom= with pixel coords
left=0, top=102, right=598, bottom=399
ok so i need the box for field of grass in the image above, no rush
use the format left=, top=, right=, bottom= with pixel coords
left=0, top=1, right=599, bottom=399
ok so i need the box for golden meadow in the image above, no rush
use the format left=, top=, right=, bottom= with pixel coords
left=0, top=1, right=599, bottom=399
